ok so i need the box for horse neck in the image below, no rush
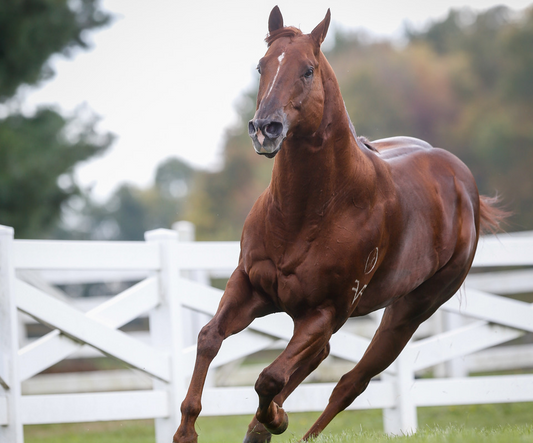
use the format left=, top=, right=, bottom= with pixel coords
left=269, top=56, right=375, bottom=221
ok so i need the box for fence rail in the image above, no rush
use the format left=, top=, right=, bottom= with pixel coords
left=1, top=224, right=533, bottom=442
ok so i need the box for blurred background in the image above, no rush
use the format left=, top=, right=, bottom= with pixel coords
left=1, top=0, right=532, bottom=241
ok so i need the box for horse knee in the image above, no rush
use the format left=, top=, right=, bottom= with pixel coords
left=180, top=397, right=202, bottom=421
left=196, top=323, right=223, bottom=360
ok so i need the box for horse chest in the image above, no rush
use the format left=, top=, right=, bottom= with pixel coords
left=245, top=239, right=359, bottom=315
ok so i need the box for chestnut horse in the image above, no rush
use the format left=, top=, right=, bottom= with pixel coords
left=174, top=7, right=504, bottom=443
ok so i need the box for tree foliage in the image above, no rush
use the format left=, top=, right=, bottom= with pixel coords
left=184, top=89, right=275, bottom=240
left=408, top=6, right=533, bottom=229
left=0, top=0, right=113, bottom=238
left=185, top=5, right=533, bottom=239
left=0, top=0, right=110, bottom=100
left=63, top=157, right=196, bottom=240
left=0, top=108, right=112, bottom=238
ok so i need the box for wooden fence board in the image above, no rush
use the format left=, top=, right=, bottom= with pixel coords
left=443, top=288, right=533, bottom=332
left=473, top=233, right=533, bottom=267
left=200, top=380, right=396, bottom=416
left=408, top=321, right=523, bottom=371
left=18, top=277, right=160, bottom=381
left=2, top=230, right=533, bottom=442
left=13, top=241, right=160, bottom=271
left=413, top=374, right=533, bottom=406
left=20, top=391, right=169, bottom=424
left=175, top=242, right=240, bottom=270
left=16, top=280, right=170, bottom=381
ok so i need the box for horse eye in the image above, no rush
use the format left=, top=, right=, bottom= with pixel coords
left=304, top=67, right=314, bottom=78
left=256, top=64, right=262, bottom=75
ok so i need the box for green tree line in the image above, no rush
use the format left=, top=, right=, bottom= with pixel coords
left=0, top=0, right=113, bottom=238
left=2, top=4, right=532, bottom=240
left=186, top=5, right=533, bottom=239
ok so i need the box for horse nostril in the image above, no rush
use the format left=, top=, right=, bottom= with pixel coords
left=265, top=122, right=283, bottom=139
left=248, top=120, right=257, bottom=135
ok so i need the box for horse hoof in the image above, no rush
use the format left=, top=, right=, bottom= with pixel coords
left=173, top=430, right=198, bottom=443
left=264, top=407, right=289, bottom=435
left=173, top=437, right=197, bottom=443
left=243, top=428, right=272, bottom=443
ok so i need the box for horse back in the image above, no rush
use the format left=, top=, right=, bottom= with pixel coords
left=371, top=136, right=433, bottom=151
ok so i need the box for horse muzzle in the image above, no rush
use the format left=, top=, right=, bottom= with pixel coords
left=248, top=117, right=287, bottom=158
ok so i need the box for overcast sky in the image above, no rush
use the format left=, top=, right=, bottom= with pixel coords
left=18, top=0, right=533, bottom=200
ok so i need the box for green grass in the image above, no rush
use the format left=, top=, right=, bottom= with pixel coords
left=310, top=426, right=533, bottom=442
left=24, top=420, right=154, bottom=443
left=24, top=403, right=533, bottom=442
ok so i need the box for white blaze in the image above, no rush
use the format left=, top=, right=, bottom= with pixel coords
left=265, top=52, right=285, bottom=99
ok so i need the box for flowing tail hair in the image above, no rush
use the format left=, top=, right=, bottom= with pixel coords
left=479, top=195, right=510, bottom=235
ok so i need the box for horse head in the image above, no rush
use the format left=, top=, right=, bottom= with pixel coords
left=248, top=6, right=331, bottom=158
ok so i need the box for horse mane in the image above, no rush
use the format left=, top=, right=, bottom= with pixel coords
left=265, top=26, right=303, bottom=46
left=358, top=136, right=379, bottom=153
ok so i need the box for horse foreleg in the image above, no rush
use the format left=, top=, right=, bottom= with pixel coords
left=252, top=310, right=336, bottom=437
left=244, top=343, right=331, bottom=443
left=173, top=269, right=274, bottom=443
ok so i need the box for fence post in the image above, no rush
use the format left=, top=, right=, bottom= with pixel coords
left=172, top=221, right=211, bottom=349
left=382, top=350, right=418, bottom=435
left=0, top=225, right=23, bottom=443
left=443, top=311, right=468, bottom=377
left=145, top=228, right=185, bottom=443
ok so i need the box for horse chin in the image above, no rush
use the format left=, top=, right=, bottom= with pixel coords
left=262, top=150, right=279, bottom=159
left=252, top=137, right=284, bottom=159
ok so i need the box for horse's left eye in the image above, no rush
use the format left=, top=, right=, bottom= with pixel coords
left=257, top=64, right=262, bottom=75
left=304, top=67, right=314, bottom=79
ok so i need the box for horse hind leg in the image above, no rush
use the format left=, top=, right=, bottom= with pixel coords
left=302, top=264, right=470, bottom=441
left=243, top=343, right=331, bottom=443
left=301, top=305, right=422, bottom=440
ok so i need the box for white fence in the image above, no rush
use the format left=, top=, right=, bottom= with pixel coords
left=1, top=224, right=533, bottom=442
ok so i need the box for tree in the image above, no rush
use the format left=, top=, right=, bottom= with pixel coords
left=63, top=157, right=197, bottom=241
left=184, top=88, right=274, bottom=240
left=0, top=108, right=112, bottom=238
left=0, top=0, right=113, bottom=238
left=185, top=5, right=533, bottom=238
left=0, top=0, right=110, bottom=100
left=410, top=6, right=533, bottom=230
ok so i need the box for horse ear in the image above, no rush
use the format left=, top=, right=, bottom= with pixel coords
left=269, top=6, right=284, bottom=33
left=310, top=9, right=331, bottom=47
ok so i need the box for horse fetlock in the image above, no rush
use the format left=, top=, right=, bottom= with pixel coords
left=173, top=428, right=198, bottom=443
left=262, top=403, right=289, bottom=435
left=255, top=368, right=286, bottom=398
left=243, top=421, right=272, bottom=443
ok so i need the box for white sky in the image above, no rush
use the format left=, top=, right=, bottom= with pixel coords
left=17, top=0, right=533, bottom=200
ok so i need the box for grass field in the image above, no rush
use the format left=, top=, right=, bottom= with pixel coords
left=24, top=402, right=533, bottom=442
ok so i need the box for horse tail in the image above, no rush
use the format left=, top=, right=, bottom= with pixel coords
left=479, top=195, right=510, bottom=235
